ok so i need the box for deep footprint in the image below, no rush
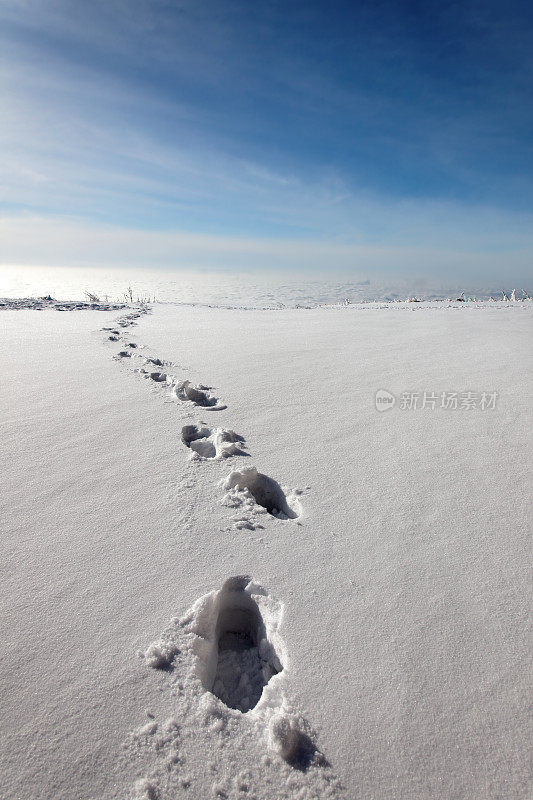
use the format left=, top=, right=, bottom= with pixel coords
left=182, top=424, right=244, bottom=459
left=175, top=380, right=227, bottom=410
left=198, top=577, right=283, bottom=713
left=224, top=466, right=300, bottom=519
left=142, top=580, right=332, bottom=774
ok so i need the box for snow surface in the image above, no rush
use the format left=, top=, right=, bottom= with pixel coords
left=0, top=301, right=531, bottom=800
left=0, top=263, right=527, bottom=307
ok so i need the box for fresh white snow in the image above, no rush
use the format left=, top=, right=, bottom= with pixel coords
left=1, top=300, right=531, bottom=800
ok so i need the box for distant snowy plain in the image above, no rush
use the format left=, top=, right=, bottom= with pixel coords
left=0, top=296, right=531, bottom=800
left=0, top=263, right=522, bottom=307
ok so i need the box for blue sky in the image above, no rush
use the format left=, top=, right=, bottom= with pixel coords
left=1, top=0, right=532, bottom=280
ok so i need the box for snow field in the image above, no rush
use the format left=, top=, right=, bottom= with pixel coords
left=1, top=300, right=531, bottom=800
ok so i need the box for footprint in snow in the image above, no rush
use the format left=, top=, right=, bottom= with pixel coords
left=146, top=576, right=284, bottom=714
left=142, top=577, right=330, bottom=772
left=207, top=576, right=283, bottom=713
left=145, top=357, right=167, bottom=367
left=181, top=424, right=245, bottom=459
left=223, top=466, right=301, bottom=526
left=148, top=371, right=168, bottom=382
left=175, top=380, right=227, bottom=411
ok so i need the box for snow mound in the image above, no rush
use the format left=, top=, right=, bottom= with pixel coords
left=268, top=712, right=327, bottom=770
left=143, top=641, right=180, bottom=670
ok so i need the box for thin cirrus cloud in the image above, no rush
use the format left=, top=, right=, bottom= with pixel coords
left=2, top=215, right=532, bottom=285
left=1, top=0, right=532, bottom=281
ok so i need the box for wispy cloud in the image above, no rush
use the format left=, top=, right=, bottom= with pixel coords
left=2, top=215, right=532, bottom=284
left=1, top=0, right=531, bottom=280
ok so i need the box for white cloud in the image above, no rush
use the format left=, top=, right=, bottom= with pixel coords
left=1, top=215, right=531, bottom=284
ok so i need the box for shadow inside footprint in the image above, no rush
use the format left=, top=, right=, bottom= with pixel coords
left=208, top=577, right=282, bottom=713
left=225, top=467, right=299, bottom=519
left=182, top=424, right=211, bottom=446
left=176, top=380, right=226, bottom=410
left=145, top=577, right=284, bottom=719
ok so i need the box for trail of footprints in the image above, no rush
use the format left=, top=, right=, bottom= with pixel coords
left=102, top=311, right=337, bottom=793
left=104, top=309, right=302, bottom=526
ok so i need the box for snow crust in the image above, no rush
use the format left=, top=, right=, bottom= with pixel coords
left=0, top=300, right=531, bottom=800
